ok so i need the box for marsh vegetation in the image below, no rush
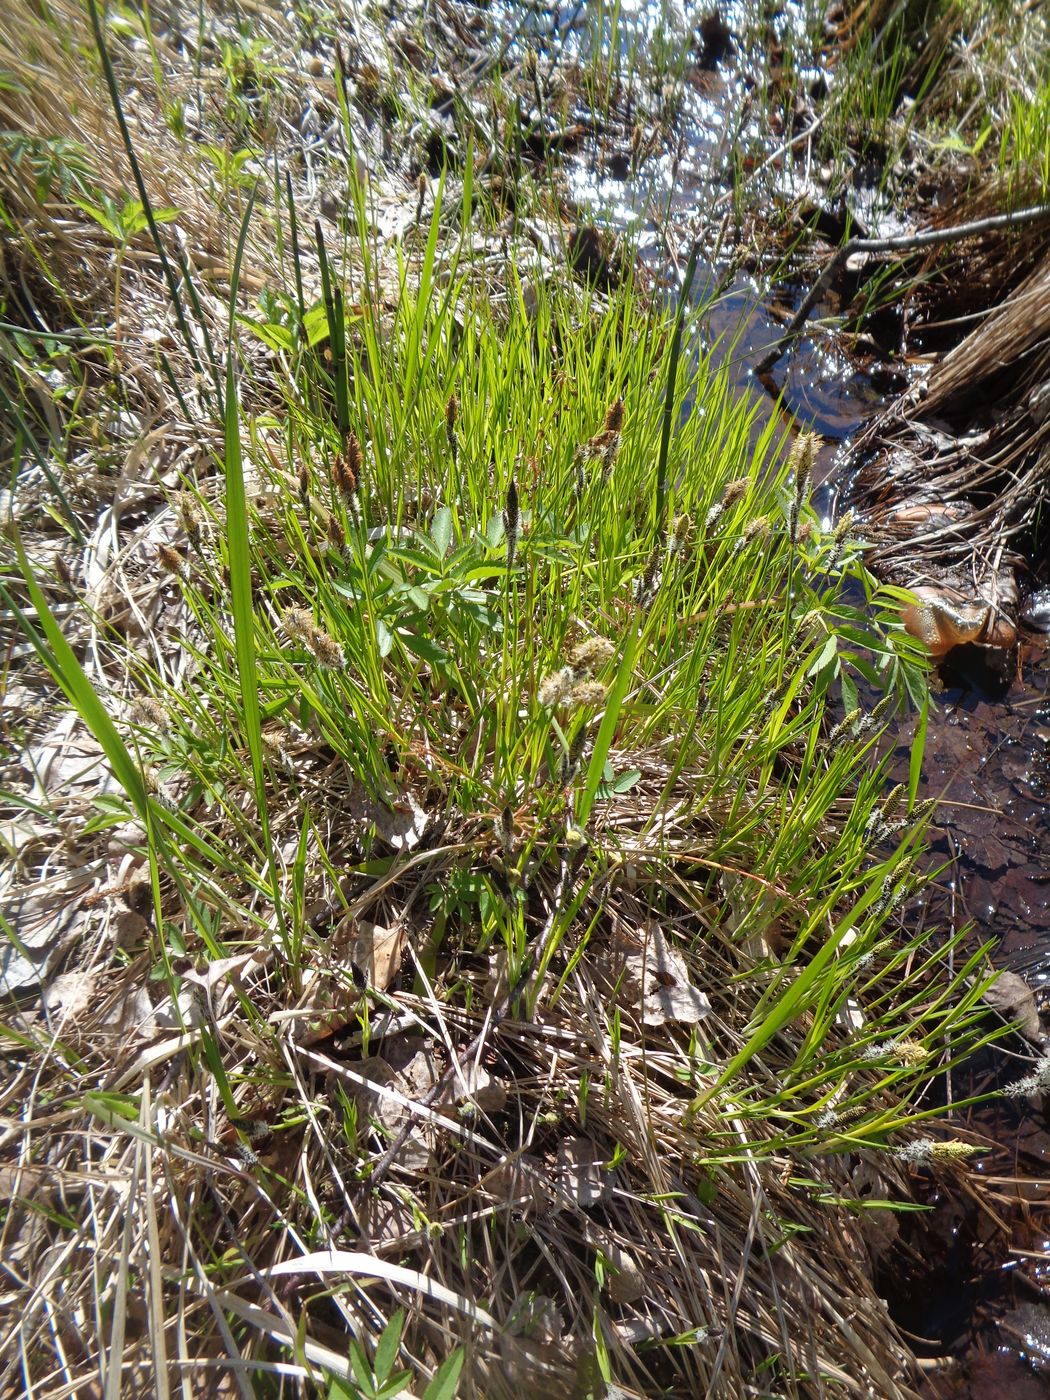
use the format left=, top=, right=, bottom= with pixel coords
left=2, top=1, right=1049, bottom=1396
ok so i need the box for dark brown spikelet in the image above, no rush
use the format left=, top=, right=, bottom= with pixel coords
left=298, top=463, right=310, bottom=501
left=604, top=398, right=624, bottom=435
left=345, top=430, right=363, bottom=481
left=445, top=393, right=459, bottom=462
left=333, top=451, right=356, bottom=501
left=158, top=544, right=184, bottom=576
left=503, top=476, right=520, bottom=570
left=327, top=512, right=346, bottom=552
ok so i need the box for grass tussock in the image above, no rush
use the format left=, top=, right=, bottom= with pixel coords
left=0, top=1, right=1013, bottom=1397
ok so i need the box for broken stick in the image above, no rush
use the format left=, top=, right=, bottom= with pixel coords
left=754, top=201, right=1050, bottom=375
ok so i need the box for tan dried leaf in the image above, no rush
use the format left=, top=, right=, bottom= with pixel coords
left=487, top=1154, right=554, bottom=1218
left=373, top=790, right=427, bottom=851
left=350, top=921, right=405, bottom=991
left=983, top=969, right=1042, bottom=1042
left=453, top=1063, right=508, bottom=1114
left=613, top=924, right=712, bottom=1027
left=605, top=1251, right=645, bottom=1304
left=351, top=1049, right=437, bottom=1173
left=554, top=1136, right=612, bottom=1210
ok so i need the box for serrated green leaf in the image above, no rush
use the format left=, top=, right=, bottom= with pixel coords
left=422, top=1348, right=464, bottom=1400
left=431, top=506, right=453, bottom=559
left=373, top=1310, right=404, bottom=1384
left=348, top=1339, right=374, bottom=1396
left=375, top=1371, right=412, bottom=1400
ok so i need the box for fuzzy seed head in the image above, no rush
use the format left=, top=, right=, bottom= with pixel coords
left=564, top=823, right=586, bottom=849
left=896, top=1137, right=980, bottom=1165
left=604, top=398, right=624, bottom=435
left=827, top=709, right=862, bottom=747
left=345, top=430, right=363, bottom=479
left=445, top=393, right=458, bottom=432
left=894, top=1039, right=928, bottom=1067
left=569, top=636, right=615, bottom=672
left=538, top=666, right=575, bottom=708
left=1005, top=1056, right=1050, bottom=1097
left=743, top=515, right=771, bottom=542
left=327, top=513, right=346, bottom=551
left=128, top=696, right=168, bottom=729
left=175, top=492, right=201, bottom=539
left=722, top=476, right=749, bottom=506
left=789, top=430, right=817, bottom=487
left=282, top=607, right=315, bottom=643
left=298, top=463, right=310, bottom=499
left=309, top=628, right=344, bottom=668
left=333, top=452, right=357, bottom=501
left=570, top=680, right=608, bottom=708
left=668, top=513, right=691, bottom=555
left=261, top=728, right=289, bottom=763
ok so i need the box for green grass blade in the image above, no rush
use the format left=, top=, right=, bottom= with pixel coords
left=655, top=238, right=701, bottom=529
left=576, top=618, right=639, bottom=829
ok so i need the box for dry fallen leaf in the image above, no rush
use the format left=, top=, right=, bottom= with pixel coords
left=582, top=1224, right=645, bottom=1303
left=554, top=1136, right=613, bottom=1210
left=351, top=1047, right=437, bottom=1173
left=447, top=1062, right=508, bottom=1114
left=982, top=969, right=1042, bottom=1043
left=350, top=921, right=405, bottom=991
left=487, top=1154, right=554, bottom=1218
left=609, top=924, right=712, bottom=1028
left=372, top=789, right=428, bottom=851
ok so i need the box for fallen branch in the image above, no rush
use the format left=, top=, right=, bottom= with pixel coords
left=754, top=201, right=1050, bottom=375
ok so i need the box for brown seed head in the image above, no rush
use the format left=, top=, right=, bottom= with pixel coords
left=569, top=637, right=615, bottom=672
left=333, top=452, right=356, bottom=500
left=309, top=628, right=344, bottom=668
left=175, top=491, right=201, bottom=539
left=604, top=398, right=624, bottom=435
left=723, top=476, right=749, bottom=506
left=570, top=680, right=608, bottom=708
left=158, top=544, right=184, bottom=576
left=282, top=607, right=315, bottom=643
left=538, top=666, right=575, bottom=708
left=128, top=696, right=168, bottom=729
left=346, top=431, right=363, bottom=479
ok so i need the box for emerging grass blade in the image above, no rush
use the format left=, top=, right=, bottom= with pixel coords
left=220, top=187, right=289, bottom=950
left=655, top=238, right=701, bottom=529
left=576, top=619, right=639, bottom=829
left=85, top=0, right=219, bottom=405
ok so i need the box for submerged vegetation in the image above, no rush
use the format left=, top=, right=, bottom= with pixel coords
left=2, top=0, right=1049, bottom=1396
